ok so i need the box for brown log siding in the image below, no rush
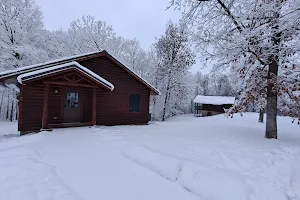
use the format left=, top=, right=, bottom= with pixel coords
left=48, top=86, right=63, bottom=124
left=20, top=84, right=44, bottom=131
left=79, top=57, right=150, bottom=125
left=202, top=104, right=232, bottom=113
left=82, top=88, right=93, bottom=123
left=18, top=55, right=151, bottom=132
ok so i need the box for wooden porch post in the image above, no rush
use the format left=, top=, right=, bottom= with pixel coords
left=42, top=84, right=49, bottom=129
left=92, top=88, right=97, bottom=126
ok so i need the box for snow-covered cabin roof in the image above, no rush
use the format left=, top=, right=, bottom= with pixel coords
left=193, top=95, right=235, bottom=105
left=0, top=50, right=160, bottom=95
left=17, top=61, right=114, bottom=91
left=0, top=51, right=101, bottom=78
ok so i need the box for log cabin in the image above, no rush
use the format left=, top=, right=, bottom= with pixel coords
left=193, top=95, right=235, bottom=117
left=0, top=51, right=160, bottom=135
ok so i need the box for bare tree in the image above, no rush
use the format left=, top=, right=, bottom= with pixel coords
left=169, top=0, right=300, bottom=139
left=154, top=21, right=195, bottom=121
left=259, top=108, right=264, bottom=123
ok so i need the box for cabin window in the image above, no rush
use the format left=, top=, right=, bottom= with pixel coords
left=129, top=94, right=140, bottom=112
left=65, top=92, right=79, bottom=107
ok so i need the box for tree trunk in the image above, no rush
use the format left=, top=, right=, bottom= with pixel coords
left=6, top=92, right=9, bottom=120
left=10, top=100, right=13, bottom=121
left=259, top=108, right=264, bottom=123
left=151, top=76, right=159, bottom=121
left=265, top=1, right=281, bottom=139
left=162, top=77, right=171, bottom=121
left=0, top=91, right=4, bottom=119
left=265, top=59, right=278, bottom=139
left=162, top=91, right=170, bottom=121
left=15, top=102, right=18, bottom=120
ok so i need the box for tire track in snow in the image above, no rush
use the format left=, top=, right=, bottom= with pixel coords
left=121, top=143, right=300, bottom=200
left=93, top=123, right=300, bottom=200
left=121, top=144, right=251, bottom=200
left=0, top=147, right=84, bottom=200
left=35, top=149, right=87, bottom=200
left=122, top=146, right=204, bottom=199
left=100, top=132, right=251, bottom=199
left=122, top=145, right=183, bottom=182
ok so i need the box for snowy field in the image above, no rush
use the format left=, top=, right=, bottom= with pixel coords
left=0, top=113, right=300, bottom=200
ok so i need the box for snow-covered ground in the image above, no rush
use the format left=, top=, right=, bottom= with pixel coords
left=0, top=121, right=18, bottom=138
left=0, top=113, right=299, bottom=200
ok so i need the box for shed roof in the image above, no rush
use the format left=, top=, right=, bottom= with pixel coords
left=0, top=50, right=160, bottom=95
left=193, top=95, right=235, bottom=105
left=17, top=61, right=114, bottom=91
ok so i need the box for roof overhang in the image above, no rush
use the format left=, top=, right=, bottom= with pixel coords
left=102, top=52, right=160, bottom=95
left=0, top=50, right=160, bottom=95
left=17, top=61, right=114, bottom=91
left=193, top=95, right=235, bottom=105
left=0, top=51, right=103, bottom=80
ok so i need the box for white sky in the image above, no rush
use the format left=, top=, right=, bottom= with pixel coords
left=35, top=0, right=210, bottom=73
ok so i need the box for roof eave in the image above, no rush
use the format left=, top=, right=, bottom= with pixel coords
left=0, top=50, right=160, bottom=94
left=17, top=62, right=114, bottom=91
left=0, top=51, right=105, bottom=81
left=101, top=51, right=160, bottom=95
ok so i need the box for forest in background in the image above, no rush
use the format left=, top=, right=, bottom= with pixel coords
left=0, top=0, right=237, bottom=121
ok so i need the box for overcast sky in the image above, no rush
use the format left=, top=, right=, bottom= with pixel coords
left=35, top=0, right=180, bottom=49
left=34, top=0, right=209, bottom=73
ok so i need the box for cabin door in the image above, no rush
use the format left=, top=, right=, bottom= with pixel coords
left=63, top=88, right=81, bottom=123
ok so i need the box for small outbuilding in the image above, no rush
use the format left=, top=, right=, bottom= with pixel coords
left=0, top=51, right=160, bottom=135
left=193, top=95, right=235, bottom=117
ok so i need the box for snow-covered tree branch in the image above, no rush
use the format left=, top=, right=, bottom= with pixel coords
left=169, top=0, right=300, bottom=138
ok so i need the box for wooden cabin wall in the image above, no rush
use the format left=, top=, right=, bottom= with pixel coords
left=48, top=85, right=63, bottom=125
left=79, top=57, right=150, bottom=125
left=82, top=88, right=93, bottom=123
left=18, top=55, right=153, bottom=132
left=202, top=104, right=233, bottom=113
left=19, top=84, right=44, bottom=132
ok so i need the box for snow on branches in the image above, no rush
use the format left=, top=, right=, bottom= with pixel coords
left=169, top=0, right=300, bottom=136
left=153, top=21, right=196, bottom=121
left=0, top=0, right=197, bottom=122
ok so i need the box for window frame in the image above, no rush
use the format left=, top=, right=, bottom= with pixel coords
left=129, top=94, right=141, bottom=113
left=64, top=92, right=80, bottom=108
